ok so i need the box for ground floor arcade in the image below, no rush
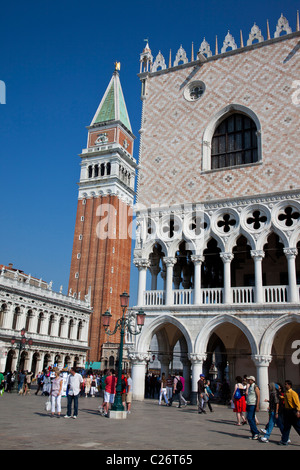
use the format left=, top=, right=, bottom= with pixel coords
left=128, top=307, right=300, bottom=411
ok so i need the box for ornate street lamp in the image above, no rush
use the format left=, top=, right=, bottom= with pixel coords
left=10, top=328, right=33, bottom=392
left=102, top=292, right=146, bottom=413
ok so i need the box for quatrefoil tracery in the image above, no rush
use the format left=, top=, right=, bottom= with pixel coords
left=217, top=213, right=237, bottom=233
left=246, top=210, right=267, bottom=230
left=278, top=206, right=300, bottom=227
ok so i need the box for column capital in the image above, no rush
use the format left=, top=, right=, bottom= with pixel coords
left=128, top=350, right=150, bottom=365
left=250, top=250, right=265, bottom=260
left=133, top=258, right=150, bottom=270
left=188, top=353, right=207, bottom=364
left=283, top=247, right=298, bottom=259
left=220, top=252, right=234, bottom=263
left=252, top=354, right=272, bottom=367
left=163, top=257, right=177, bottom=267
left=190, top=255, right=204, bottom=264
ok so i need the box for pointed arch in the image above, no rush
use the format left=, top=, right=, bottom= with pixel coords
left=135, top=314, right=193, bottom=355
left=202, top=104, right=262, bottom=172
left=194, top=314, right=259, bottom=356
left=260, top=313, right=300, bottom=356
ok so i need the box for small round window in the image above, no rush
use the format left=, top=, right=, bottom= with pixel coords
left=183, top=80, right=206, bottom=102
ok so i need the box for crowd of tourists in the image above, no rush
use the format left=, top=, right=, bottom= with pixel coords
left=1, top=367, right=299, bottom=446
left=230, top=374, right=300, bottom=445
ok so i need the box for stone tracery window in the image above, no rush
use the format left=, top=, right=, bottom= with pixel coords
left=211, top=113, right=258, bottom=170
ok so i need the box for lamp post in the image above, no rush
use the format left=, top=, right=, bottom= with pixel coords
left=10, top=328, right=33, bottom=392
left=102, top=292, right=146, bottom=414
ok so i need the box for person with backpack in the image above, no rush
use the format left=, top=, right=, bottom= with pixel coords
left=231, top=376, right=247, bottom=425
left=168, top=372, right=186, bottom=408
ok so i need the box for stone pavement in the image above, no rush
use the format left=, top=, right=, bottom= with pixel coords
left=0, top=390, right=299, bottom=452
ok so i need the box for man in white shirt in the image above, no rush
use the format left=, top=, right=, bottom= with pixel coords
left=65, top=367, right=83, bottom=419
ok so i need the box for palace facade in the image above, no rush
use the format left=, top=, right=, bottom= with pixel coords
left=129, top=13, right=300, bottom=408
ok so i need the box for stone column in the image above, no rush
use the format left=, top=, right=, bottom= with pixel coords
left=181, top=357, right=191, bottom=399
left=283, top=248, right=299, bottom=303
left=2, top=303, right=14, bottom=329
left=51, top=315, right=60, bottom=337
left=253, top=354, right=272, bottom=411
left=251, top=250, right=265, bottom=303
left=28, top=310, right=38, bottom=334
left=24, top=350, right=33, bottom=372
left=191, top=255, right=204, bottom=305
left=220, top=253, right=234, bottom=304
left=158, top=354, right=171, bottom=377
left=188, top=353, right=207, bottom=404
left=60, top=317, right=69, bottom=338
left=16, top=307, right=26, bottom=332
left=134, top=259, right=150, bottom=307
left=129, top=351, right=150, bottom=401
left=163, top=257, right=177, bottom=306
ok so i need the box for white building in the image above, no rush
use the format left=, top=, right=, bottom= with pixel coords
left=129, top=14, right=300, bottom=409
left=0, top=265, right=91, bottom=374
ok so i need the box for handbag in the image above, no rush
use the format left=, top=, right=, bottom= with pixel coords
left=45, top=398, right=51, bottom=412
left=234, top=386, right=242, bottom=400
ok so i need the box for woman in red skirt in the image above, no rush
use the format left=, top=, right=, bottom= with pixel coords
left=231, top=376, right=247, bottom=425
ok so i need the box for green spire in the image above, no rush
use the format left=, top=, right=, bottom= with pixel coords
left=91, top=71, right=132, bottom=132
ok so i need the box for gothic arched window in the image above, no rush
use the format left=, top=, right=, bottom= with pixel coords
left=211, top=113, right=258, bottom=170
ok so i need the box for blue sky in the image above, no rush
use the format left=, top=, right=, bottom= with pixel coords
left=0, top=0, right=299, bottom=306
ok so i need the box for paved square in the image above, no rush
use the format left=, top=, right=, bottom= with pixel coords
left=0, top=390, right=299, bottom=451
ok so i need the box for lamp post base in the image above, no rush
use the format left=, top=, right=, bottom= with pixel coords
left=109, top=410, right=128, bottom=420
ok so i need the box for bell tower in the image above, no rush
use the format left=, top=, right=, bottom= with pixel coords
left=68, top=64, right=136, bottom=364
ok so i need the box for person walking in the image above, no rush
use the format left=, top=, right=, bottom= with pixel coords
left=197, top=374, right=208, bottom=414
left=246, top=376, right=260, bottom=440
left=24, top=371, right=33, bottom=395
left=85, top=374, right=91, bottom=397
left=205, top=379, right=214, bottom=413
left=231, top=376, right=246, bottom=425
left=64, top=367, right=83, bottom=419
left=259, top=382, right=283, bottom=442
left=126, top=371, right=133, bottom=414
left=102, top=369, right=117, bottom=417
left=168, top=373, right=184, bottom=408
left=90, top=374, right=97, bottom=397
left=50, top=370, right=63, bottom=417
left=158, top=372, right=169, bottom=406
left=5, top=371, right=13, bottom=393
left=278, top=380, right=300, bottom=446
left=18, top=370, right=25, bottom=394
left=35, top=372, right=44, bottom=395
left=166, top=374, right=173, bottom=402
left=0, top=371, right=4, bottom=397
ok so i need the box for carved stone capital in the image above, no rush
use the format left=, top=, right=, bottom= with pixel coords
left=220, top=252, right=234, bottom=263
left=133, top=258, right=150, bottom=270
left=252, top=354, right=272, bottom=367
left=128, top=351, right=150, bottom=364
left=283, top=247, right=298, bottom=259
left=163, top=257, right=177, bottom=267
left=188, top=353, right=207, bottom=364
left=190, top=255, right=204, bottom=264
left=250, top=250, right=265, bottom=260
